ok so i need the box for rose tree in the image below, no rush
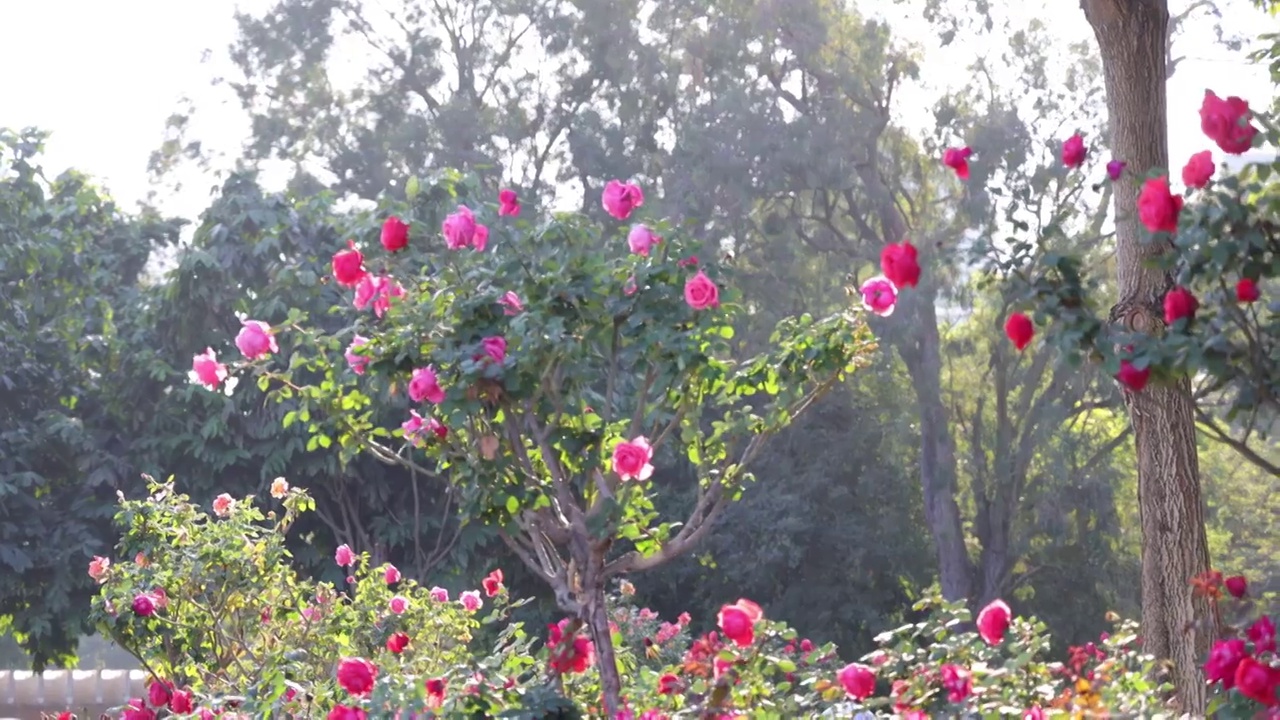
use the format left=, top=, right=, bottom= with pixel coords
left=205, top=172, right=876, bottom=712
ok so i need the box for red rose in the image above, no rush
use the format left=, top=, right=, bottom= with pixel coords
left=147, top=680, right=171, bottom=708
left=837, top=663, right=876, bottom=700
left=1205, top=638, right=1248, bottom=687
left=658, top=673, right=680, bottom=695
left=1235, top=656, right=1280, bottom=706
left=977, top=599, right=1012, bottom=645
left=1237, top=278, right=1261, bottom=303
left=1225, top=575, right=1248, bottom=598
left=1200, top=90, right=1258, bottom=155
left=1163, top=287, right=1199, bottom=325
left=1137, top=177, right=1183, bottom=234
left=380, top=216, right=409, bottom=252
left=327, top=706, right=367, bottom=720
left=880, top=240, right=921, bottom=289
left=331, top=240, right=367, bottom=287
left=386, top=632, right=410, bottom=654
left=1115, top=360, right=1151, bottom=393
left=1251, top=616, right=1277, bottom=654
left=1062, top=134, right=1087, bottom=168
left=336, top=657, right=377, bottom=696
left=482, top=568, right=504, bottom=597
left=943, top=146, right=972, bottom=179
left=1181, top=150, right=1215, bottom=189
left=717, top=599, right=763, bottom=648
left=168, top=689, right=194, bottom=714
left=1004, top=313, right=1034, bottom=351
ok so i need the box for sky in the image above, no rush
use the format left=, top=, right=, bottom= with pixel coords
left=0, top=0, right=1274, bottom=225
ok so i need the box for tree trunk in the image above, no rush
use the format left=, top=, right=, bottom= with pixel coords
left=582, top=555, right=623, bottom=716
left=1080, top=0, right=1215, bottom=712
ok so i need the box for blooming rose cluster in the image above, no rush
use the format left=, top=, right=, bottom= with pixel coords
left=936, top=90, right=1264, bottom=394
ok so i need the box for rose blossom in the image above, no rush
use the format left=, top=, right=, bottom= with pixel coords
left=1181, top=150, right=1215, bottom=188
left=344, top=335, right=371, bottom=374
left=409, top=366, right=446, bottom=404
left=384, top=564, right=401, bottom=585
left=88, top=556, right=110, bottom=583
left=336, top=657, right=377, bottom=696
left=880, top=240, right=920, bottom=288
left=612, top=436, right=655, bottom=481
left=683, top=270, right=719, bottom=310
left=498, top=188, right=520, bottom=217
left=717, top=598, right=763, bottom=647
left=859, top=276, right=897, bottom=317
left=1004, top=313, right=1034, bottom=351
left=1061, top=133, right=1086, bottom=167
left=837, top=663, right=876, bottom=700
left=389, top=596, right=409, bottom=614
left=212, top=493, right=234, bottom=518
left=270, top=477, right=289, bottom=499
left=976, top=599, right=1012, bottom=645
left=499, top=291, right=523, bottom=315
left=482, top=569, right=504, bottom=597
left=943, top=146, right=972, bottom=179
left=335, top=544, right=355, bottom=567
left=628, top=224, right=660, bottom=256
left=331, top=240, right=366, bottom=287
left=191, top=348, right=228, bottom=391
left=602, top=179, right=644, bottom=220
left=460, top=590, right=483, bottom=612
left=1137, top=176, right=1183, bottom=234
left=430, top=586, right=450, bottom=602
left=380, top=216, right=409, bottom=252
left=442, top=205, right=489, bottom=251
left=235, top=320, right=277, bottom=359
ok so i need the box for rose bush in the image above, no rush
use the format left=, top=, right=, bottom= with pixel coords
left=190, top=169, right=874, bottom=713
left=964, top=90, right=1279, bottom=417
left=82, top=479, right=1280, bottom=717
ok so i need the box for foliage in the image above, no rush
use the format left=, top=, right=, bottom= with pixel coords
left=0, top=129, right=184, bottom=668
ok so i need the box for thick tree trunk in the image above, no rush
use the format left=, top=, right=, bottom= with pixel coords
left=1080, top=0, right=1215, bottom=712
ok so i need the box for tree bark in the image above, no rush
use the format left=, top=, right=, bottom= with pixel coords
left=582, top=551, right=623, bottom=716
left=1080, top=0, right=1215, bottom=712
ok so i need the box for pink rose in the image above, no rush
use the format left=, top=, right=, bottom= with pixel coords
left=683, top=271, right=719, bottom=310
left=1200, top=90, right=1258, bottom=155
left=374, top=278, right=404, bottom=318
left=335, top=544, right=355, bottom=567
left=331, top=240, right=367, bottom=287
left=940, top=664, right=972, bottom=702
left=88, top=556, right=110, bottom=583
left=943, top=146, right=972, bottom=179
left=122, top=698, right=156, bottom=720
left=1061, top=133, right=1087, bottom=168
left=384, top=564, right=401, bottom=585
left=380, top=216, right=409, bottom=252
left=859, top=276, right=897, bottom=317
left=1250, top=615, right=1277, bottom=654
left=402, top=410, right=426, bottom=445
left=336, top=657, right=377, bottom=696
left=499, top=291, right=523, bottom=315
left=498, top=189, right=520, bottom=217
left=354, top=275, right=404, bottom=318
left=460, top=590, right=482, bottom=612
left=212, top=493, right=234, bottom=518
left=717, top=599, right=763, bottom=647
left=132, top=593, right=157, bottom=617
left=482, top=336, right=507, bottom=364
left=602, top=179, right=644, bottom=220
left=344, top=335, right=370, bottom=375
left=1181, top=150, right=1215, bottom=189
left=442, top=205, right=489, bottom=251
left=976, top=599, right=1011, bottom=645
left=389, top=596, right=408, bottom=614
left=191, top=348, right=228, bottom=391
left=1137, top=176, right=1183, bottom=234
left=612, top=436, right=654, bottom=481
left=837, top=663, right=876, bottom=700
left=1106, top=160, right=1126, bottom=181
left=328, top=706, right=367, bottom=720
left=430, top=586, right=450, bottom=602
left=409, top=366, right=446, bottom=404
left=236, top=320, right=278, bottom=359
left=624, top=275, right=638, bottom=296
left=627, top=224, right=659, bottom=256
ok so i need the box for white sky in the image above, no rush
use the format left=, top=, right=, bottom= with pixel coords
left=0, top=0, right=1274, bottom=224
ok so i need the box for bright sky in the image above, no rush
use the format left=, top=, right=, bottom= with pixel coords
left=0, top=0, right=1274, bottom=224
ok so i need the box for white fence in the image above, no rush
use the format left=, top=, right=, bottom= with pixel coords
left=0, top=669, right=147, bottom=719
